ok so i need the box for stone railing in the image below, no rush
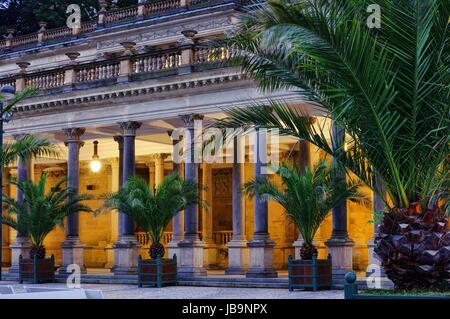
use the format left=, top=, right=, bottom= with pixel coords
left=0, top=0, right=236, bottom=52
left=136, top=231, right=174, bottom=246
left=213, top=230, right=232, bottom=246
left=25, top=70, right=65, bottom=89
left=193, top=46, right=233, bottom=64
left=145, top=0, right=181, bottom=15
left=0, top=45, right=230, bottom=93
left=45, top=26, right=72, bottom=41
left=132, top=51, right=181, bottom=73
left=104, top=5, right=139, bottom=24
left=76, top=61, right=121, bottom=82
left=0, top=78, right=16, bottom=88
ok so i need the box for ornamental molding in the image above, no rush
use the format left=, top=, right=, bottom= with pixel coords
left=12, top=72, right=248, bottom=115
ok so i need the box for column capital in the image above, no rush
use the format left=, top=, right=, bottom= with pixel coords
left=113, top=135, right=124, bottom=144
left=63, top=128, right=85, bottom=143
left=118, top=121, right=142, bottom=136
left=149, top=153, right=170, bottom=162
left=179, top=113, right=204, bottom=128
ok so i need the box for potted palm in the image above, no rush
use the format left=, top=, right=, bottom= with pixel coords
left=103, top=173, right=202, bottom=287
left=246, top=161, right=369, bottom=291
left=215, top=0, right=449, bottom=291
left=2, top=173, right=92, bottom=283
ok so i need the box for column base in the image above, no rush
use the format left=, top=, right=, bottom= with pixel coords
left=167, top=239, right=182, bottom=260
left=112, top=236, right=140, bottom=275
left=8, top=238, right=32, bottom=274
left=59, top=238, right=86, bottom=275
left=225, top=240, right=249, bottom=275
left=177, top=239, right=207, bottom=278
left=325, top=237, right=354, bottom=283
left=246, top=238, right=277, bottom=278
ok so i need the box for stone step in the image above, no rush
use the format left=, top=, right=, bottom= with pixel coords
left=177, top=280, right=288, bottom=289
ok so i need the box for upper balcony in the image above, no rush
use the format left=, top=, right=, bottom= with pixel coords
left=0, top=0, right=254, bottom=56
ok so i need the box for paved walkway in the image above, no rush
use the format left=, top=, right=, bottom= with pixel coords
left=0, top=281, right=344, bottom=299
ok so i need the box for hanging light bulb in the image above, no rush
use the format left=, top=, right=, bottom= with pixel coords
left=90, top=140, right=102, bottom=173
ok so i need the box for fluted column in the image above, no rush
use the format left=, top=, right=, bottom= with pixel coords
left=226, top=135, right=249, bottom=274
left=246, top=129, right=277, bottom=278
left=325, top=123, right=355, bottom=282
left=167, top=131, right=184, bottom=259
left=113, top=121, right=142, bottom=275
left=177, top=114, right=206, bottom=277
left=59, top=128, right=86, bottom=274
left=9, top=134, right=32, bottom=273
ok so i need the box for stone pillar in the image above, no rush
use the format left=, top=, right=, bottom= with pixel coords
left=178, top=30, right=197, bottom=75
left=293, top=139, right=311, bottom=259
left=177, top=114, right=206, bottom=277
left=113, top=121, right=142, bottom=275
left=105, top=154, right=121, bottom=269
left=167, top=131, right=184, bottom=259
left=201, top=163, right=216, bottom=269
left=246, top=130, right=277, bottom=278
left=9, top=135, right=32, bottom=273
left=325, top=123, right=354, bottom=282
left=226, top=136, right=249, bottom=274
left=151, top=153, right=169, bottom=186
left=59, top=128, right=86, bottom=274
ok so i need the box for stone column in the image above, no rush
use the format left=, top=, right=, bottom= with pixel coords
left=325, top=123, right=354, bottom=282
left=246, top=129, right=277, bottom=278
left=59, top=128, right=86, bottom=274
left=226, top=136, right=249, bottom=274
left=9, top=135, right=32, bottom=273
left=167, top=131, right=184, bottom=259
left=113, top=121, right=142, bottom=275
left=293, top=139, right=312, bottom=259
left=201, top=163, right=216, bottom=268
left=151, top=153, right=169, bottom=186
left=177, top=114, right=206, bottom=277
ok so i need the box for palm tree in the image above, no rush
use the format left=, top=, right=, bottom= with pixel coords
left=1, top=87, right=59, bottom=167
left=1, top=173, right=92, bottom=259
left=245, top=161, right=369, bottom=260
left=214, top=0, right=449, bottom=290
left=103, top=174, right=203, bottom=259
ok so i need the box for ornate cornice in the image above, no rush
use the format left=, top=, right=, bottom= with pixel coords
left=12, top=73, right=247, bottom=115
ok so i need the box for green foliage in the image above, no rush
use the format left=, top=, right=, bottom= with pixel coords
left=216, top=0, right=449, bottom=211
left=1, top=87, right=60, bottom=167
left=245, top=161, right=370, bottom=246
left=1, top=173, right=93, bottom=247
left=103, top=174, right=203, bottom=245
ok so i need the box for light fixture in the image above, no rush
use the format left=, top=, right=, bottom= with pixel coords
left=89, top=140, right=102, bottom=173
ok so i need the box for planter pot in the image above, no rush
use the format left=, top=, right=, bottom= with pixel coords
left=288, top=254, right=332, bottom=291
left=138, top=254, right=177, bottom=288
left=19, top=254, right=55, bottom=284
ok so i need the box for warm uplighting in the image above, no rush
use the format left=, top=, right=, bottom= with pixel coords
left=89, top=140, right=102, bottom=173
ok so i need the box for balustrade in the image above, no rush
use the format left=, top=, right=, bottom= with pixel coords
left=213, top=231, right=233, bottom=246
left=76, top=62, right=120, bottom=82
left=136, top=232, right=174, bottom=246
left=45, top=26, right=72, bottom=41
left=144, top=0, right=181, bottom=15
left=0, top=78, right=16, bottom=89
left=25, top=71, right=65, bottom=89
left=104, top=6, right=139, bottom=24
left=194, top=47, right=232, bottom=64
left=0, top=0, right=235, bottom=51
left=133, top=51, right=181, bottom=73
